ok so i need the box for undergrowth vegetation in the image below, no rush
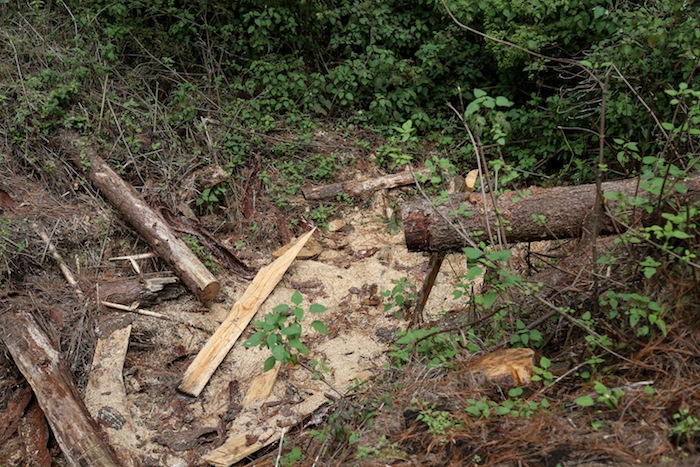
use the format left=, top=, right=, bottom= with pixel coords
left=1, top=0, right=699, bottom=465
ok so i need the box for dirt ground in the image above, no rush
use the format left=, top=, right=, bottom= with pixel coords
left=1, top=138, right=699, bottom=467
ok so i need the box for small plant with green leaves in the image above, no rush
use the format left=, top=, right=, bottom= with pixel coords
left=573, top=381, right=624, bottom=410
left=376, top=119, right=419, bottom=168
left=195, top=185, right=227, bottom=212
left=412, top=400, right=462, bottom=440
left=380, top=278, right=419, bottom=318
left=182, top=235, right=218, bottom=273
left=388, top=327, right=461, bottom=368
left=355, top=435, right=407, bottom=460
left=669, top=408, right=700, bottom=443
left=531, top=356, right=554, bottom=386
left=244, top=291, right=328, bottom=371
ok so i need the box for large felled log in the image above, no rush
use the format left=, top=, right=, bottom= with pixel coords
left=1, top=308, right=121, bottom=467
left=404, top=174, right=700, bottom=252
left=303, top=169, right=427, bottom=201
left=57, top=134, right=219, bottom=302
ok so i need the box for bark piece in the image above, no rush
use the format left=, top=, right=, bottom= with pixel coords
left=179, top=228, right=317, bottom=397
left=0, top=385, right=32, bottom=444
left=98, top=275, right=182, bottom=306
left=57, top=133, right=220, bottom=302
left=1, top=308, right=121, bottom=467
left=18, top=399, right=51, bottom=467
left=403, top=174, right=700, bottom=251
left=85, top=325, right=141, bottom=467
left=303, top=169, right=425, bottom=201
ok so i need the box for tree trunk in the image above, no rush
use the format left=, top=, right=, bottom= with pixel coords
left=403, top=174, right=700, bottom=252
left=303, top=169, right=426, bottom=201
left=1, top=308, right=122, bottom=467
left=56, top=133, right=220, bottom=302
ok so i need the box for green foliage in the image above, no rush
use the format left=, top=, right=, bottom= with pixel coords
left=573, top=381, right=625, bottom=410
left=244, top=291, right=328, bottom=371
left=389, top=327, right=462, bottom=368
left=669, top=409, right=700, bottom=443
left=380, top=278, right=419, bottom=317
left=181, top=235, right=218, bottom=273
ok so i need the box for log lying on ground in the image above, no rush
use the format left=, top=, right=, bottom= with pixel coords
left=303, top=169, right=427, bottom=201
left=404, top=174, right=700, bottom=252
left=57, top=133, right=219, bottom=302
left=1, top=308, right=121, bottom=467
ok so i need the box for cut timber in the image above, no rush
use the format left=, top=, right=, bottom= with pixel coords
left=85, top=325, right=141, bottom=467
left=57, top=133, right=219, bottom=302
left=1, top=308, right=121, bottom=467
left=179, top=228, right=317, bottom=397
left=303, top=169, right=426, bottom=201
left=404, top=174, right=700, bottom=251
left=466, top=348, right=535, bottom=386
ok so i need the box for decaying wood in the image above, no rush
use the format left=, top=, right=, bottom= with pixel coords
left=179, top=228, right=317, bottom=397
left=18, top=399, right=51, bottom=467
left=303, top=169, right=426, bottom=201
left=57, top=133, right=220, bottom=302
left=85, top=325, right=140, bottom=467
left=98, top=274, right=182, bottom=307
left=1, top=308, right=121, bottom=467
left=0, top=385, right=32, bottom=444
left=403, top=174, right=700, bottom=251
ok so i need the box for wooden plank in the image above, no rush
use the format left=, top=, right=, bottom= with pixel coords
left=85, top=325, right=141, bottom=467
left=178, top=228, right=317, bottom=397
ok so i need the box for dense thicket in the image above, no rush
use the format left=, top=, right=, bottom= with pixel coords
left=3, top=0, right=699, bottom=184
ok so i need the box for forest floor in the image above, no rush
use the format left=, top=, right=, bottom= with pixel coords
left=1, top=125, right=699, bottom=467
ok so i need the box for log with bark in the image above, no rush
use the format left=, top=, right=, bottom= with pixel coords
left=303, top=169, right=427, bottom=201
left=1, top=307, right=122, bottom=467
left=403, top=174, right=700, bottom=251
left=56, top=133, right=220, bottom=302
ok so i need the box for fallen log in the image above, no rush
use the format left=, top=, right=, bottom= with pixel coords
left=303, top=169, right=426, bottom=201
left=57, top=133, right=219, bottom=303
left=403, top=174, right=700, bottom=252
left=1, top=308, right=121, bottom=467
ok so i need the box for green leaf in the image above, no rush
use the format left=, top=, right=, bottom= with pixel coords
left=473, top=88, right=487, bottom=98
left=282, top=322, right=302, bottom=337
left=488, top=249, right=511, bottom=262
left=291, top=291, right=303, bottom=305
left=574, top=395, right=595, bottom=407
left=495, top=96, right=513, bottom=107
left=273, top=304, right=290, bottom=314
left=309, top=303, right=328, bottom=314
left=465, top=100, right=480, bottom=116
left=293, top=307, right=304, bottom=321
left=661, top=122, right=674, bottom=131
left=288, top=337, right=309, bottom=354
left=312, top=320, right=328, bottom=334
left=465, top=266, right=483, bottom=280
left=540, top=356, right=551, bottom=369
left=464, top=247, right=483, bottom=259
left=244, top=331, right=264, bottom=347
left=271, top=344, right=288, bottom=362
left=264, top=356, right=277, bottom=372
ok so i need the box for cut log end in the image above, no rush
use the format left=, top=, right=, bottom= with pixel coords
left=403, top=209, right=432, bottom=252
left=200, top=282, right=221, bottom=303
